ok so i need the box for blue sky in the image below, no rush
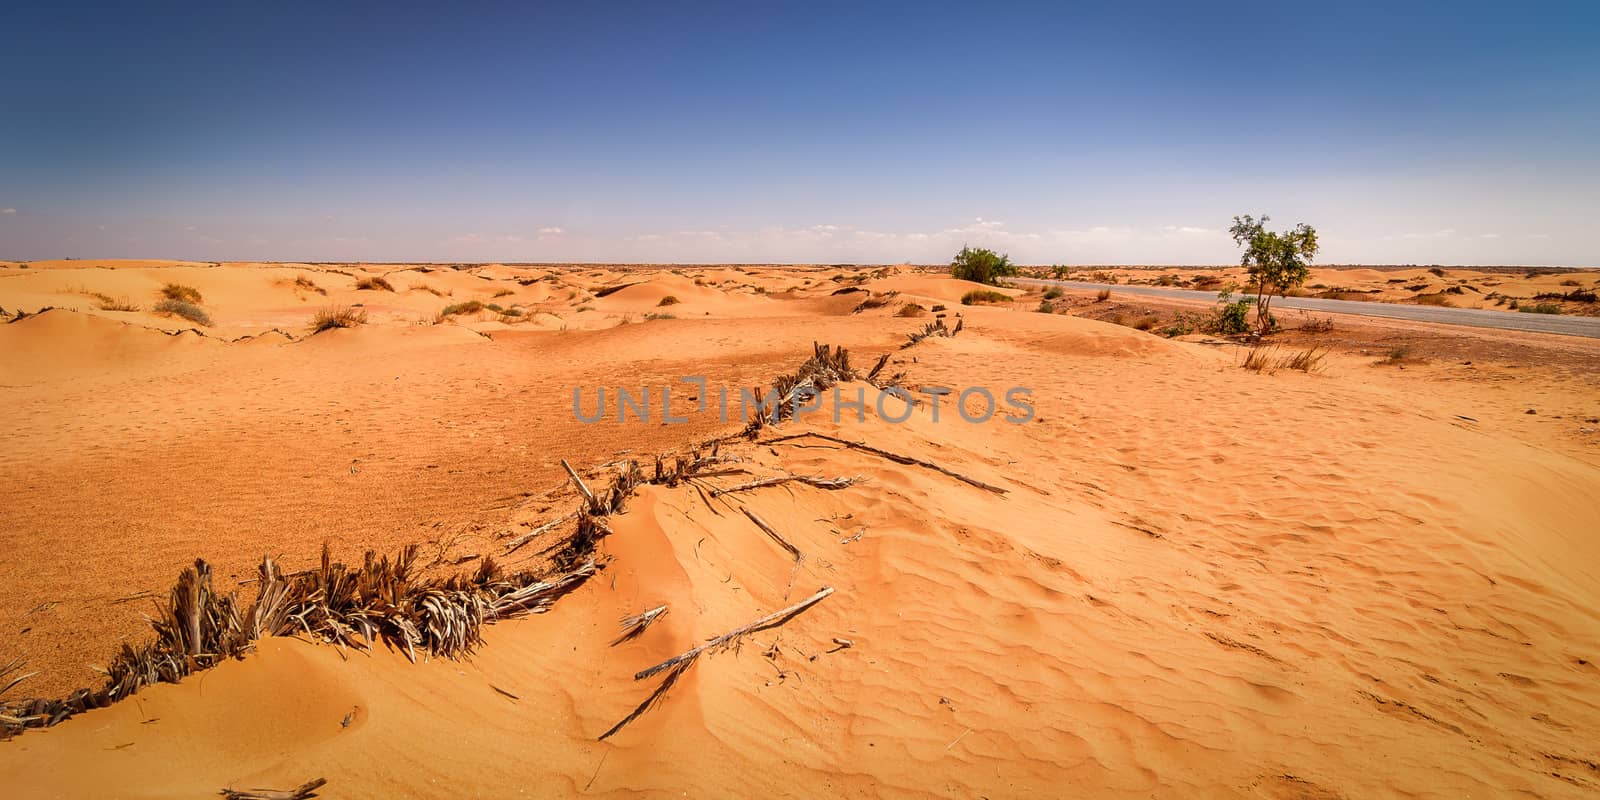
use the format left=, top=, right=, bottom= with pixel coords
left=3, top=1, right=1597, bottom=265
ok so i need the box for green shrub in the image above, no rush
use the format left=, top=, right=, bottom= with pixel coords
left=1042, top=287, right=1063, bottom=300
left=441, top=300, right=485, bottom=316
left=1036, top=300, right=1055, bottom=313
left=949, top=246, right=1016, bottom=285
left=1213, top=292, right=1252, bottom=334
left=1519, top=303, right=1562, bottom=314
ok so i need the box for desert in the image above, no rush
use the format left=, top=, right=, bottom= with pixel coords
left=1, top=258, right=1598, bottom=798
left=7, top=2, right=1600, bottom=797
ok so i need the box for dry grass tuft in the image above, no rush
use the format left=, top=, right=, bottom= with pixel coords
left=160, top=283, right=203, bottom=304
left=657, top=295, right=681, bottom=307
left=310, top=306, right=368, bottom=332
left=355, top=276, right=395, bottom=292
left=441, top=300, right=485, bottom=317
left=152, top=299, right=212, bottom=326
left=960, top=289, right=1012, bottom=305
left=1094, top=288, right=1111, bottom=303
left=895, top=302, right=926, bottom=318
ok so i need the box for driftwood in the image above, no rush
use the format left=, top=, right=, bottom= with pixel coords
left=600, top=587, right=835, bottom=740
left=740, top=508, right=803, bottom=562
left=709, top=474, right=855, bottom=497
left=762, top=432, right=1007, bottom=495
left=219, top=778, right=327, bottom=800
left=613, top=605, right=669, bottom=646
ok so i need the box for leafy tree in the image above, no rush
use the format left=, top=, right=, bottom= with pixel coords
left=1228, top=214, right=1318, bottom=332
left=950, top=246, right=1016, bottom=286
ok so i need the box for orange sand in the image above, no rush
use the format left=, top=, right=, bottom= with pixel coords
left=2, top=261, right=1599, bottom=797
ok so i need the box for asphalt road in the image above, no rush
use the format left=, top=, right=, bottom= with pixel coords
left=1013, top=278, right=1600, bottom=339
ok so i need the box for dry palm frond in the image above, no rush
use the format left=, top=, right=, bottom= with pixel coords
left=219, top=777, right=327, bottom=799
left=903, top=317, right=961, bottom=349
left=709, top=474, right=855, bottom=497
left=740, top=343, right=858, bottom=437
left=763, top=431, right=1007, bottom=495
left=503, top=512, right=577, bottom=555
left=740, top=508, right=804, bottom=562
left=601, top=587, right=834, bottom=740
left=612, top=605, right=669, bottom=645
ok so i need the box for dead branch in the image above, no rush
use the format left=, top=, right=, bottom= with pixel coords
left=219, top=778, right=327, bottom=800
left=561, top=459, right=600, bottom=513
left=613, top=604, right=669, bottom=646
left=710, top=474, right=855, bottom=497
left=761, top=432, right=1006, bottom=495
left=740, top=508, right=804, bottom=562
left=503, top=511, right=577, bottom=555
left=635, top=586, right=834, bottom=682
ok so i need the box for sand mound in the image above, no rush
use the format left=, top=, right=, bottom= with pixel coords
left=0, top=308, right=219, bottom=383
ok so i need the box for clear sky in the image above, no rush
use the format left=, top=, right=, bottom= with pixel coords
left=3, top=1, right=1597, bottom=265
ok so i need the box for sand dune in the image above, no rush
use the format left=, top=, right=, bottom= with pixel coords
left=3, top=263, right=1599, bottom=797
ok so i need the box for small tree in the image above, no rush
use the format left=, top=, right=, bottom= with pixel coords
left=950, top=246, right=1016, bottom=286
left=1228, top=214, right=1318, bottom=332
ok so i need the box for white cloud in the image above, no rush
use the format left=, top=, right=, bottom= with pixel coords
left=538, top=226, right=564, bottom=235
left=1, top=208, right=15, bottom=215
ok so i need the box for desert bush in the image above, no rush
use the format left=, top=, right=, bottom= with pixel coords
left=1298, top=315, right=1334, bottom=333
left=1161, top=313, right=1198, bottom=338
left=493, top=288, right=514, bottom=297
left=485, top=303, right=504, bottom=313
left=657, top=295, right=681, bottom=306
left=441, top=300, right=485, bottom=316
left=1036, top=301, right=1055, bottom=313
left=1043, top=287, right=1063, bottom=300
left=411, top=283, right=446, bottom=296
left=1535, top=288, right=1597, bottom=303
left=160, top=283, right=203, bottom=304
left=949, top=246, right=1016, bottom=285
left=499, top=307, right=524, bottom=318
left=85, top=291, right=139, bottom=311
left=1519, top=303, right=1562, bottom=314
left=1378, top=345, right=1413, bottom=365
left=153, top=299, right=211, bottom=326
left=1213, top=291, right=1252, bottom=335
left=961, top=289, right=1013, bottom=305
left=1413, top=293, right=1454, bottom=307
left=644, top=312, right=676, bottom=321
left=1094, top=288, right=1111, bottom=303
left=310, top=305, right=367, bottom=332
left=575, top=305, right=595, bottom=312
left=1428, top=267, right=1446, bottom=277
left=355, top=276, right=394, bottom=291
left=895, top=302, right=926, bottom=317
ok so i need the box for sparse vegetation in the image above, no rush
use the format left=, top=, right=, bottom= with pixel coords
left=1412, top=292, right=1454, bottom=307
left=1212, top=291, right=1252, bottom=335
left=961, top=289, right=1013, bottom=305
left=1378, top=345, right=1414, bottom=365
left=152, top=299, right=212, bottom=326
left=1042, top=287, right=1063, bottom=300
left=441, top=300, right=485, bottom=316
left=644, top=312, right=677, bottom=321
left=1519, top=303, right=1562, bottom=314
left=1036, top=301, right=1055, bottom=314
left=657, top=295, right=681, bottom=306
left=493, top=288, right=514, bottom=298
left=410, top=283, right=446, bottom=296
left=355, top=276, right=395, bottom=291
left=1229, top=214, right=1318, bottom=333
left=292, top=275, right=327, bottom=295
left=160, top=283, right=203, bottom=304
left=949, top=246, right=1017, bottom=286
left=310, top=305, right=368, bottom=332
left=1280, top=346, right=1327, bottom=373
left=895, top=302, right=926, bottom=317
left=1094, top=288, right=1111, bottom=303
